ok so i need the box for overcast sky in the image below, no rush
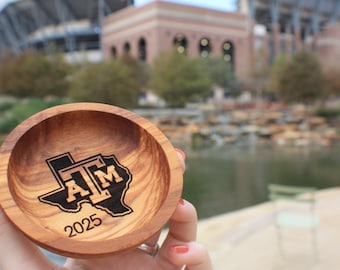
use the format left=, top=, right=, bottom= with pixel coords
left=135, top=0, right=236, bottom=11
left=0, top=0, right=16, bottom=10
left=0, top=0, right=237, bottom=12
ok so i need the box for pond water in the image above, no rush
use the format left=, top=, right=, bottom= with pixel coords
left=182, top=142, right=340, bottom=219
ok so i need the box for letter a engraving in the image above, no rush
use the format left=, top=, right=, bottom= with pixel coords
left=65, top=180, right=90, bottom=203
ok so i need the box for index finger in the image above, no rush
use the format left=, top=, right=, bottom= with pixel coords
left=158, top=198, right=197, bottom=260
left=168, top=199, right=198, bottom=242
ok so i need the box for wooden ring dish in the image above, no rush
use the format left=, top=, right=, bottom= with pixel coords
left=0, top=103, right=183, bottom=258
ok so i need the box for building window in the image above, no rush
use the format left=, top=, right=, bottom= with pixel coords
left=138, top=38, right=147, bottom=61
left=199, top=37, right=211, bottom=58
left=111, top=46, right=117, bottom=58
left=222, top=41, right=234, bottom=70
left=173, top=33, right=188, bottom=54
left=123, top=42, right=131, bottom=54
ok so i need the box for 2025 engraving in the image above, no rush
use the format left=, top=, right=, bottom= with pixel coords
left=64, top=213, right=102, bottom=237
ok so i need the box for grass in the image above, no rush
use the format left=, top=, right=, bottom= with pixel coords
left=0, top=97, right=71, bottom=134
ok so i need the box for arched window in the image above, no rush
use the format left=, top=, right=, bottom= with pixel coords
left=138, top=38, right=147, bottom=61
left=123, top=42, right=131, bottom=54
left=111, top=46, right=117, bottom=58
left=222, top=40, right=234, bottom=70
left=199, top=37, right=211, bottom=58
left=173, top=34, right=188, bottom=54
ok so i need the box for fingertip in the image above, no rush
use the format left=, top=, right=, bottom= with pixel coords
left=170, top=244, right=189, bottom=254
left=175, top=148, right=186, bottom=161
left=167, top=242, right=213, bottom=269
left=175, top=148, right=186, bottom=172
left=171, top=199, right=197, bottom=223
left=167, top=199, right=198, bottom=243
left=167, top=243, right=189, bottom=267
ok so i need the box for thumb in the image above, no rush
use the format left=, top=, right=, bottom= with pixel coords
left=167, top=242, right=213, bottom=270
left=0, top=206, right=59, bottom=270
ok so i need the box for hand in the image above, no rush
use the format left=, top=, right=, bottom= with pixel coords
left=0, top=149, right=212, bottom=270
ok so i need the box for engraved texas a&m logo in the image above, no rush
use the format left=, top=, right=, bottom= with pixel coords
left=38, top=152, right=133, bottom=217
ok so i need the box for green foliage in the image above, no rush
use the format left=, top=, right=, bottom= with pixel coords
left=0, top=97, right=17, bottom=112
left=199, top=56, right=235, bottom=89
left=68, top=59, right=140, bottom=108
left=0, top=51, right=72, bottom=98
left=0, top=98, right=69, bottom=134
left=268, top=54, right=287, bottom=92
left=314, top=107, right=340, bottom=119
left=323, top=68, right=340, bottom=99
left=278, top=51, right=324, bottom=104
left=120, top=54, right=150, bottom=89
left=0, top=48, right=240, bottom=110
left=150, top=49, right=211, bottom=107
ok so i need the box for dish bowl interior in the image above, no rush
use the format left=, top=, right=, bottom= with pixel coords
left=1, top=105, right=181, bottom=257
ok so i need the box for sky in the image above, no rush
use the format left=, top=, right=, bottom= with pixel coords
left=134, top=0, right=237, bottom=11
left=0, top=0, right=237, bottom=12
left=0, top=0, right=15, bottom=10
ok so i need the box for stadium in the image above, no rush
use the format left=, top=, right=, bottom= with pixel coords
left=0, top=0, right=134, bottom=62
left=0, top=0, right=340, bottom=77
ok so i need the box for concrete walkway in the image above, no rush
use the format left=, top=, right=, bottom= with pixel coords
left=195, top=187, right=340, bottom=270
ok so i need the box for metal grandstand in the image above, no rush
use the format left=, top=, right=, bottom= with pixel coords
left=1, top=0, right=339, bottom=60
left=0, top=0, right=133, bottom=58
left=240, top=0, right=340, bottom=35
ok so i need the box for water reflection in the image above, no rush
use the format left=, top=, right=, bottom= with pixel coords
left=182, top=143, right=340, bottom=219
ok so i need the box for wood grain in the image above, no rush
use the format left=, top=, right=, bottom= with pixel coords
left=0, top=103, right=183, bottom=257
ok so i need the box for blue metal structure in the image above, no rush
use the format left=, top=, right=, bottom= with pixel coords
left=0, top=0, right=133, bottom=55
left=245, top=0, right=340, bottom=36
left=240, top=0, right=340, bottom=62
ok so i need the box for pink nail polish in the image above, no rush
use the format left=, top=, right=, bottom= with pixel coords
left=175, top=148, right=186, bottom=161
left=171, top=244, right=189, bottom=254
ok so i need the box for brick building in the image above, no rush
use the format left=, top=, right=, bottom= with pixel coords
left=102, top=0, right=340, bottom=80
left=102, top=1, right=253, bottom=79
left=316, top=22, right=340, bottom=70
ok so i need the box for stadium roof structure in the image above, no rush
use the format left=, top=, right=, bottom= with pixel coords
left=242, top=0, right=340, bottom=34
left=0, top=0, right=133, bottom=55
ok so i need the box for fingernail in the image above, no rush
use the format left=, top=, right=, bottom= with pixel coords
left=179, top=198, right=185, bottom=205
left=171, top=244, right=189, bottom=254
left=175, top=148, right=186, bottom=161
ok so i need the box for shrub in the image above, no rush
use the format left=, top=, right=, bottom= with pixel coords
left=0, top=98, right=69, bottom=134
left=315, top=107, right=340, bottom=119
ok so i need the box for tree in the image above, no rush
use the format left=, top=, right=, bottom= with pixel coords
left=0, top=50, right=72, bottom=98
left=150, top=49, right=211, bottom=107
left=268, top=54, right=287, bottom=93
left=120, top=54, right=149, bottom=90
left=323, top=68, right=340, bottom=100
left=68, top=59, right=139, bottom=108
left=199, top=56, right=235, bottom=90
left=278, top=51, right=324, bottom=104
